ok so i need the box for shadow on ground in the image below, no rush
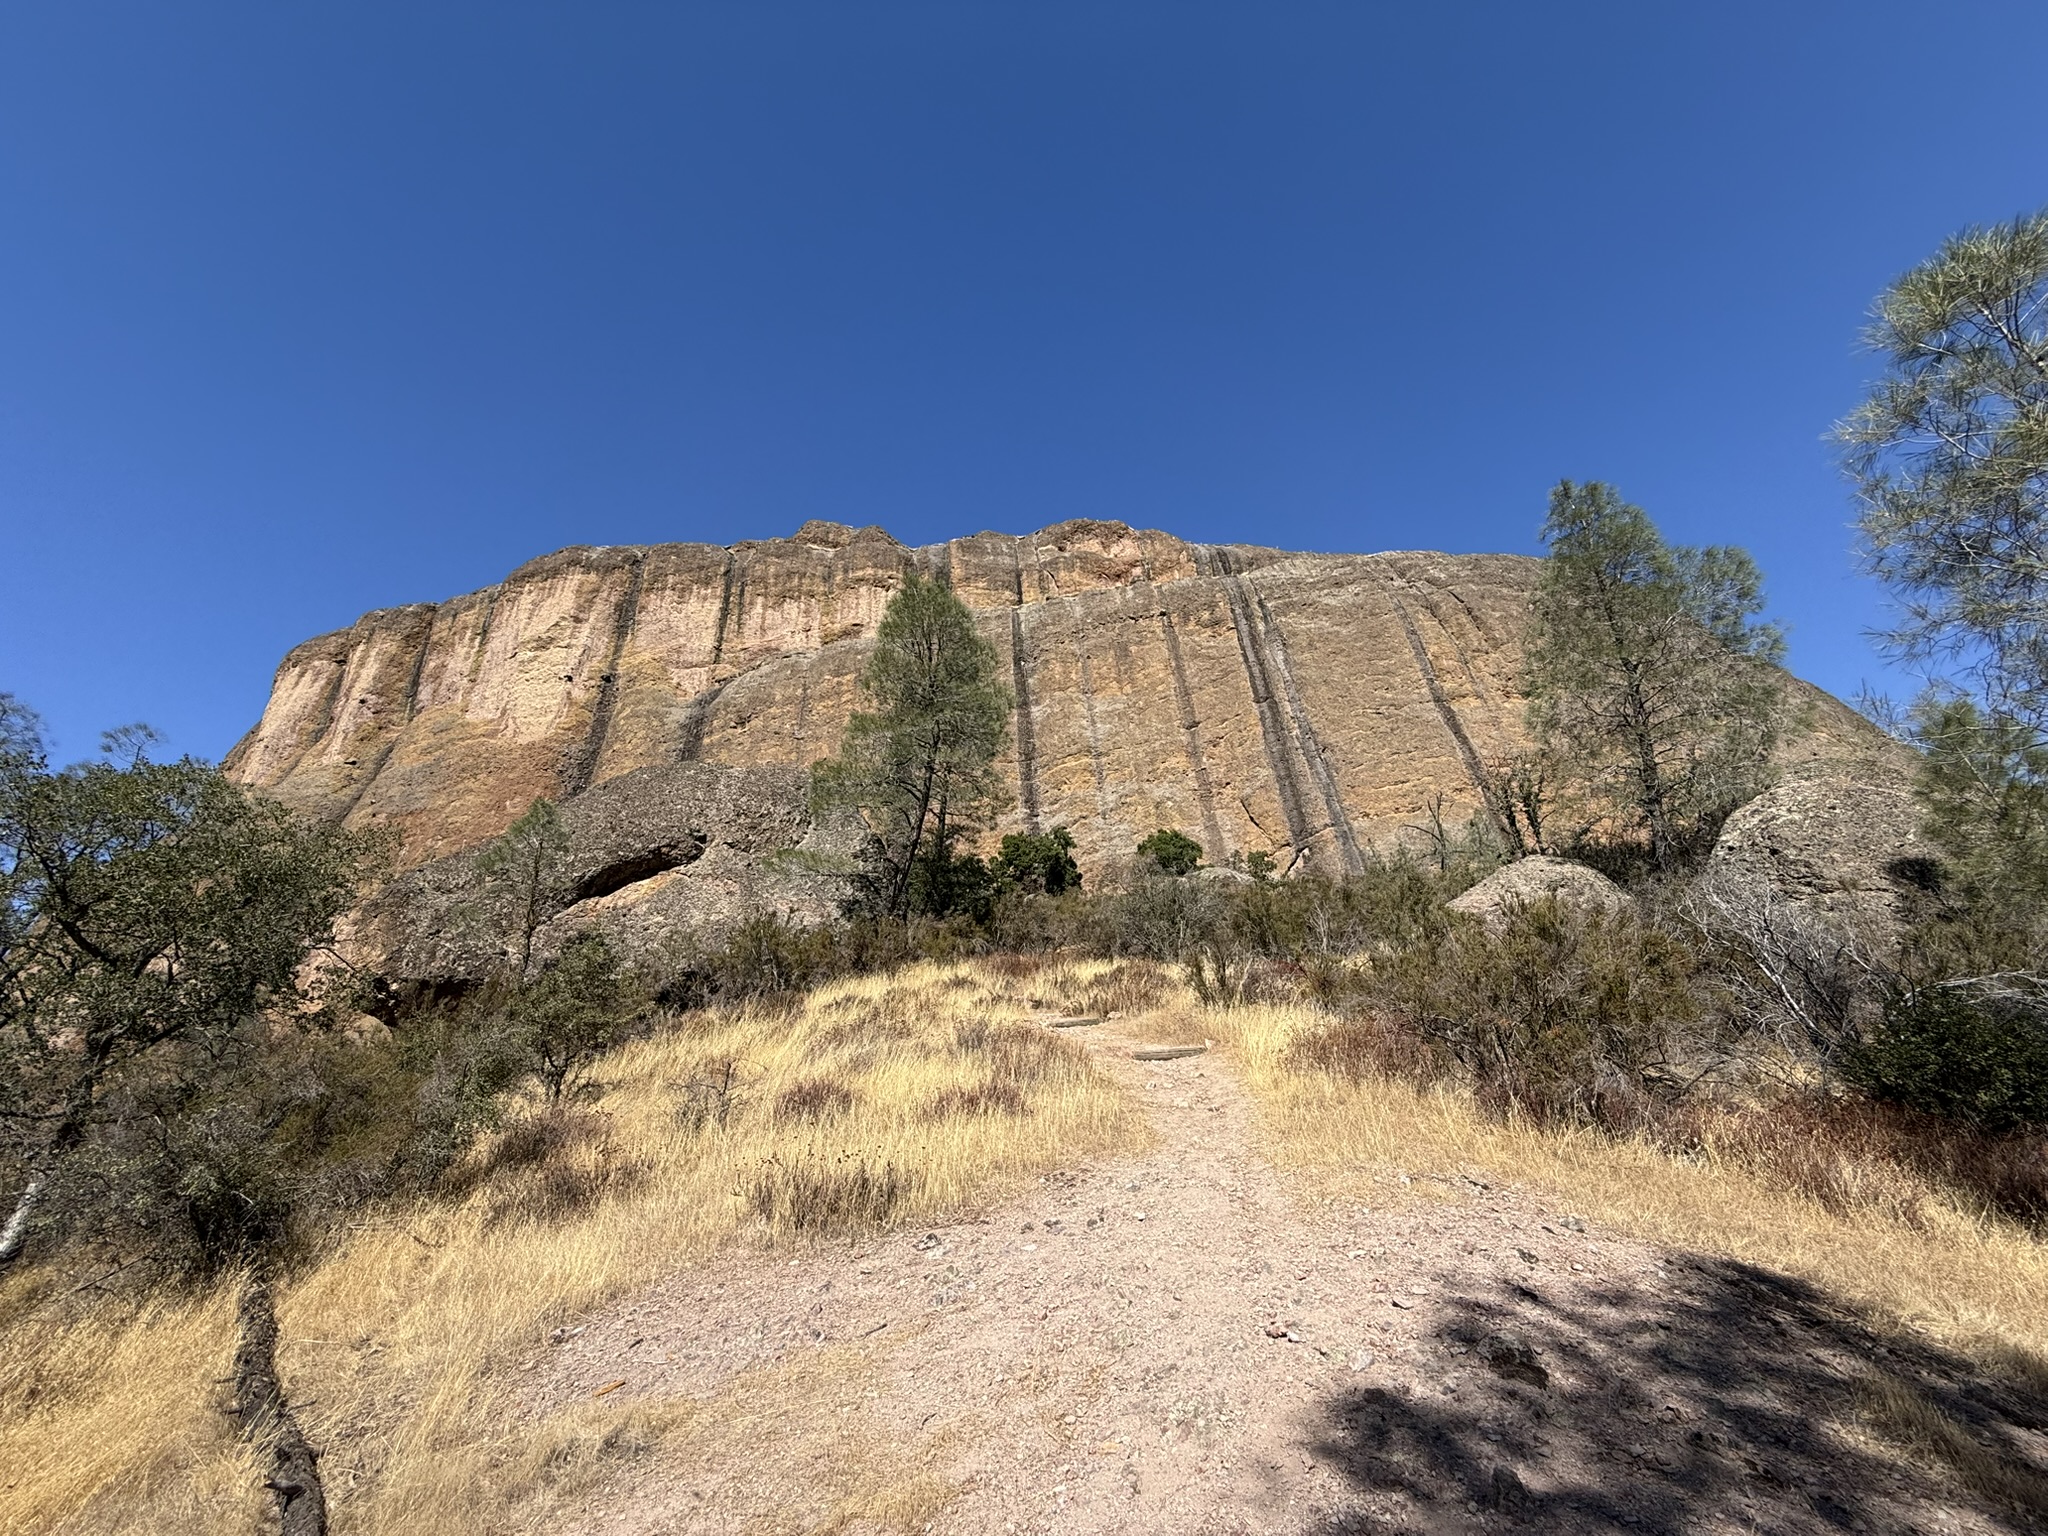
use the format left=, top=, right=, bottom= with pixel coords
left=1309, top=1255, right=2048, bottom=1535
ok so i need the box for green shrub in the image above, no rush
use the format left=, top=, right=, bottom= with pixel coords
left=1848, top=985, right=2048, bottom=1133
left=1364, top=899, right=1712, bottom=1127
left=500, top=930, right=643, bottom=1102
left=995, top=825, right=1082, bottom=894
left=1136, top=828, right=1203, bottom=876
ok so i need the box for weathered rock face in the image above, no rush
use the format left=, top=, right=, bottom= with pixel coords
left=1706, top=770, right=1938, bottom=929
left=359, top=762, right=870, bottom=990
left=228, top=518, right=1892, bottom=886
left=1447, top=855, right=1633, bottom=929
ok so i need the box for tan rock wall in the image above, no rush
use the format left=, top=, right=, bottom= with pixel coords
left=226, top=518, right=1885, bottom=875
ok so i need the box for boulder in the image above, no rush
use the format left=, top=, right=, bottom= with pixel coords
left=359, top=761, right=868, bottom=988
left=1447, top=856, right=1631, bottom=929
left=1706, top=771, right=1936, bottom=927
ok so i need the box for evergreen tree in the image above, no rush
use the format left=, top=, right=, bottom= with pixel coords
left=1837, top=209, right=2048, bottom=928
left=1837, top=207, right=2048, bottom=740
left=812, top=573, right=1011, bottom=918
left=1525, top=482, right=1786, bottom=870
left=474, top=796, right=572, bottom=978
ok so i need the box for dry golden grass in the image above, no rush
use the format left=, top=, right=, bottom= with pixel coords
left=0, top=958, right=1140, bottom=1536
left=1858, top=1374, right=2048, bottom=1514
left=1209, top=998, right=2048, bottom=1367
left=0, top=1288, right=267, bottom=1536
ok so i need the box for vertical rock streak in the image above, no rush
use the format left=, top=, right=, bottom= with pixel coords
left=1383, top=573, right=1507, bottom=835
left=564, top=552, right=647, bottom=796
left=1075, top=635, right=1111, bottom=823
left=1155, top=601, right=1229, bottom=863
left=708, top=553, right=736, bottom=670
left=1400, top=563, right=1498, bottom=707
left=1009, top=606, right=1043, bottom=832
left=675, top=683, right=727, bottom=764
left=676, top=554, right=739, bottom=764
left=465, top=587, right=502, bottom=689
left=1249, top=584, right=1366, bottom=875
left=1216, top=568, right=1317, bottom=858
left=280, top=651, right=350, bottom=782
left=336, top=616, right=438, bottom=822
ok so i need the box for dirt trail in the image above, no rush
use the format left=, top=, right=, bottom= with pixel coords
left=538, top=1019, right=2029, bottom=1535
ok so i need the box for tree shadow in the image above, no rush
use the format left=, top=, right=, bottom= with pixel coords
left=1308, top=1253, right=2048, bottom=1534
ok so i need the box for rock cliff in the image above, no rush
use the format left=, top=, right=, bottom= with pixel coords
left=226, top=518, right=1887, bottom=884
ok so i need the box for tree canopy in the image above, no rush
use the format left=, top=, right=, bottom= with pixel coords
left=811, top=573, right=1012, bottom=918
left=1136, top=828, right=1203, bottom=877
left=1837, top=209, right=2048, bottom=939
left=1524, top=481, right=1787, bottom=869
left=1838, top=208, right=2048, bottom=741
left=0, top=697, right=377, bottom=1269
left=995, top=825, right=1082, bottom=895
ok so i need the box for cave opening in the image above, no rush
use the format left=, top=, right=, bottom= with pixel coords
left=570, top=833, right=709, bottom=904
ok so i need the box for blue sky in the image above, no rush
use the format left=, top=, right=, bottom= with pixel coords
left=3, top=2, right=2044, bottom=761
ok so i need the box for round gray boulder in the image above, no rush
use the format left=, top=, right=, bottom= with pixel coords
left=1447, top=855, right=1632, bottom=929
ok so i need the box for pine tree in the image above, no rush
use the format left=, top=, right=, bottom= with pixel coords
left=1837, top=208, right=2048, bottom=927
left=1837, top=207, right=2048, bottom=739
left=811, top=573, right=1011, bottom=918
left=1525, top=482, right=1786, bottom=869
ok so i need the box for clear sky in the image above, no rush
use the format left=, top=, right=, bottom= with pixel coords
left=4, top=2, right=2044, bottom=762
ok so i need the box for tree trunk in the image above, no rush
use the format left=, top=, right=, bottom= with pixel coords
left=890, top=758, right=940, bottom=920
left=1636, top=735, right=1673, bottom=867
left=233, top=1275, right=328, bottom=1536
left=1, top=1089, right=91, bottom=1271
left=0, top=1172, right=46, bottom=1268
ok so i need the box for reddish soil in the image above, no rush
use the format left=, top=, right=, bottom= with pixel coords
left=536, top=1019, right=2039, bottom=1535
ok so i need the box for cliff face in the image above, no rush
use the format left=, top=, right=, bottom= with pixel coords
left=225, top=517, right=1874, bottom=878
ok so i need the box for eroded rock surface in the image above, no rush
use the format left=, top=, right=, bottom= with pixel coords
left=1707, top=769, right=1938, bottom=928
left=359, top=762, right=868, bottom=990
left=1447, top=855, right=1633, bottom=929
left=230, top=518, right=1892, bottom=890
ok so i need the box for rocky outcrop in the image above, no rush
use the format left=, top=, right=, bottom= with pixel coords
left=1706, top=770, right=1937, bottom=929
left=1447, top=856, right=1632, bottom=929
left=358, top=762, right=868, bottom=990
left=229, top=518, right=1896, bottom=894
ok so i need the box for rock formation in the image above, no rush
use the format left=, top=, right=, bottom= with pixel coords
left=1447, top=855, right=1633, bottom=929
left=228, top=517, right=1895, bottom=898
left=354, top=762, right=871, bottom=994
left=1706, top=769, right=1938, bottom=930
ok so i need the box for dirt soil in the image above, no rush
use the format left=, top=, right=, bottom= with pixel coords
left=535, top=1018, right=2041, bottom=1535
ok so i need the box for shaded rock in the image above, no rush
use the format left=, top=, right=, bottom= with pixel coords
left=1476, top=1332, right=1550, bottom=1390
left=1486, top=1464, right=1532, bottom=1511
left=360, top=761, right=867, bottom=988
left=1447, top=856, right=1630, bottom=930
left=1707, top=771, right=1936, bottom=928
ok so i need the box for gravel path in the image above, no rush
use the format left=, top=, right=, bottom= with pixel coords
left=537, top=1018, right=2035, bottom=1535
